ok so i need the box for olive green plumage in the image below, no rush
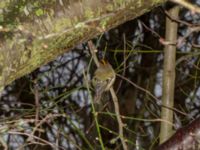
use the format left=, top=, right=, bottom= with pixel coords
left=92, top=60, right=116, bottom=103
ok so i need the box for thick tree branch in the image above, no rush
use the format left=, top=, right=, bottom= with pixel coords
left=157, top=117, right=200, bottom=150
left=0, top=0, right=165, bottom=91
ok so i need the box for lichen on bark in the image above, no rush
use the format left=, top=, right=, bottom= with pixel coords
left=0, top=0, right=165, bottom=91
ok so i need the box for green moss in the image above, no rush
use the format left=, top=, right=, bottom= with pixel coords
left=114, top=0, right=125, bottom=8
left=0, top=14, right=3, bottom=22
left=136, top=0, right=142, bottom=7
left=106, top=4, right=114, bottom=12
left=116, top=0, right=124, bottom=5
left=0, top=1, right=7, bottom=8
left=35, top=8, right=44, bottom=16
left=53, top=18, right=72, bottom=32
left=0, top=62, right=3, bottom=77
left=99, top=17, right=109, bottom=30
left=20, top=50, right=31, bottom=65
left=84, top=7, right=94, bottom=19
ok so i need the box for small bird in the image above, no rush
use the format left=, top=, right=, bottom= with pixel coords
left=92, top=60, right=116, bottom=103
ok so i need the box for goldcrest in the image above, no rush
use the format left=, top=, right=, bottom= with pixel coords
left=92, top=60, right=116, bottom=100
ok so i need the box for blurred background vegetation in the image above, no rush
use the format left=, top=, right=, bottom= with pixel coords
left=0, top=1, right=200, bottom=150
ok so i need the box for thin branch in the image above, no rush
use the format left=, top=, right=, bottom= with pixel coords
left=117, top=74, right=189, bottom=117
left=34, top=82, right=40, bottom=126
left=88, top=41, right=100, bottom=68
left=171, top=0, right=200, bottom=14
left=88, top=41, right=128, bottom=150
left=8, top=131, right=58, bottom=149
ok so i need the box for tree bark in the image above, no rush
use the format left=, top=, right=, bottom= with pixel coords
left=157, top=117, right=200, bottom=150
left=0, top=0, right=165, bottom=91
left=159, top=6, right=179, bottom=144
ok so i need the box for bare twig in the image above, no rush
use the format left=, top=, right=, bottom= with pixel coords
left=34, top=82, right=40, bottom=126
left=117, top=74, right=189, bottom=117
left=116, top=33, right=127, bottom=94
left=27, top=114, right=64, bottom=142
left=88, top=41, right=100, bottom=67
left=171, top=0, right=200, bottom=14
left=0, top=136, right=8, bottom=150
left=176, top=52, right=200, bottom=66
left=109, top=87, right=128, bottom=150
left=87, top=41, right=105, bottom=150
left=8, top=131, right=58, bottom=149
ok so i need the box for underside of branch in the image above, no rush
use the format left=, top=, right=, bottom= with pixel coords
left=0, top=0, right=165, bottom=91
